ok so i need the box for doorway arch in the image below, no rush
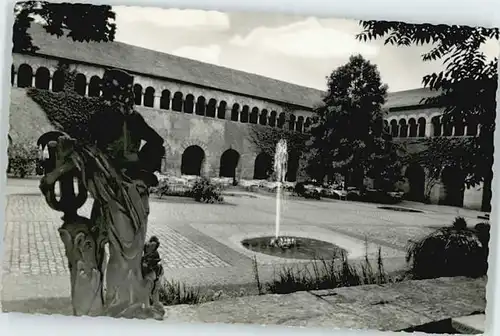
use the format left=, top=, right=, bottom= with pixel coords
left=405, top=163, right=425, bottom=202
left=219, top=149, right=240, bottom=178
left=181, top=145, right=205, bottom=176
left=253, top=152, right=273, bottom=180
left=286, top=150, right=299, bottom=182
left=440, top=165, right=465, bottom=207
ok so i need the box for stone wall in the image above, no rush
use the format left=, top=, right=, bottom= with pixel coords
left=138, top=106, right=258, bottom=179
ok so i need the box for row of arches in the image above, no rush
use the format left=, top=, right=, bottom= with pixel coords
left=11, top=63, right=312, bottom=133
left=386, top=115, right=480, bottom=138
left=12, top=63, right=103, bottom=96
left=149, top=89, right=312, bottom=132
left=12, top=63, right=482, bottom=138
left=181, top=146, right=299, bottom=182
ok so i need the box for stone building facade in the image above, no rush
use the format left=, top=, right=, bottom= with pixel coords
left=7, top=25, right=488, bottom=211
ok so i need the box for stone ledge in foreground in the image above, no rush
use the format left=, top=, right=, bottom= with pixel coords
left=163, top=276, right=486, bottom=332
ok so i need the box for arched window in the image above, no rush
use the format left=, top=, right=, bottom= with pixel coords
left=277, top=113, right=286, bottom=128
left=240, top=105, right=249, bottom=123
left=17, top=63, right=33, bottom=88
left=249, top=107, right=259, bottom=124
left=269, top=111, right=277, bottom=127
left=383, top=120, right=389, bottom=132
left=431, top=116, right=442, bottom=136
left=408, top=118, right=417, bottom=137
left=52, top=70, right=65, bottom=92
left=206, top=99, right=217, bottom=118
left=296, top=116, right=304, bottom=133
left=398, top=119, right=408, bottom=138
left=74, top=73, right=86, bottom=96
left=160, top=89, right=170, bottom=110
left=217, top=101, right=227, bottom=119
left=184, top=94, right=194, bottom=113
left=195, top=96, right=206, bottom=116
left=259, top=109, right=268, bottom=126
left=35, top=67, right=50, bottom=90
left=454, top=118, right=465, bottom=136
left=172, top=92, right=183, bottom=112
left=417, top=117, right=426, bottom=137
left=390, top=120, right=399, bottom=137
left=288, top=114, right=296, bottom=131
left=144, top=86, right=155, bottom=107
left=304, top=117, right=312, bottom=132
left=442, top=116, right=453, bottom=136
left=88, top=76, right=101, bottom=97
left=133, top=84, right=143, bottom=105
left=231, top=103, right=240, bottom=121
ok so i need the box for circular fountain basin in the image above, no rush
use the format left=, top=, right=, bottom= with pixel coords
left=241, top=236, right=347, bottom=260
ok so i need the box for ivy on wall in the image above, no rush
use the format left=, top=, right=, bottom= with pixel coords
left=27, top=62, right=106, bottom=143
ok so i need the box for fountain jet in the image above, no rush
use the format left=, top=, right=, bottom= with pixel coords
left=274, top=139, right=288, bottom=239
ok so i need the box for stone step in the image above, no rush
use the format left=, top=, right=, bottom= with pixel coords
left=163, top=276, right=486, bottom=332
left=451, top=314, right=485, bottom=334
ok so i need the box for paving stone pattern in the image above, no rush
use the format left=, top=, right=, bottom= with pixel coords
left=3, top=195, right=229, bottom=276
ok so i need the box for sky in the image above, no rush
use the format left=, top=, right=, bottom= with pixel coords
left=111, top=6, right=499, bottom=93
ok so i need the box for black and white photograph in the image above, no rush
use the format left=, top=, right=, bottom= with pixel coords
left=2, top=1, right=498, bottom=334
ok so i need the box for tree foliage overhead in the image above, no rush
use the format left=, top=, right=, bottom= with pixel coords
left=357, top=21, right=498, bottom=190
left=13, top=1, right=116, bottom=53
left=304, top=54, right=403, bottom=189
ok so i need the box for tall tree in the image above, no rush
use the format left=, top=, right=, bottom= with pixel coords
left=13, top=1, right=116, bottom=53
left=305, top=54, right=403, bottom=190
left=357, top=21, right=498, bottom=211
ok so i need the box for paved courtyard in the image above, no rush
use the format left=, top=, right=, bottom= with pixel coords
left=1, top=178, right=486, bottom=307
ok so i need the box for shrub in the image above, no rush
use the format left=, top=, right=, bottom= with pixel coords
left=475, top=222, right=490, bottom=249
left=475, top=222, right=490, bottom=273
left=406, top=218, right=487, bottom=279
left=293, top=182, right=321, bottom=199
left=191, top=177, right=224, bottom=203
left=294, top=182, right=306, bottom=196
left=149, top=178, right=192, bottom=198
left=154, top=179, right=171, bottom=198
left=158, top=280, right=205, bottom=305
left=452, top=216, right=468, bottom=230
left=8, top=140, right=39, bottom=178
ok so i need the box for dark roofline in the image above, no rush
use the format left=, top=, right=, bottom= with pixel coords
left=388, top=102, right=442, bottom=112
left=20, top=50, right=316, bottom=111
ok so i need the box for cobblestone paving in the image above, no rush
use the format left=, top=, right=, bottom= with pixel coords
left=3, top=195, right=229, bottom=276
